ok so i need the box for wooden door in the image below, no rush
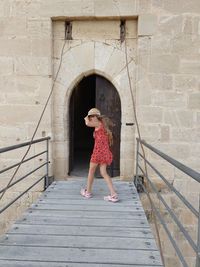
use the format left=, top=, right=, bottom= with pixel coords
left=96, top=76, right=121, bottom=176
left=69, top=90, right=75, bottom=174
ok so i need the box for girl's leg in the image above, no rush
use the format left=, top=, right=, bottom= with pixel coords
left=99, top=164, right=117, bottom=196
left=86, top=162, right=98, bottom=193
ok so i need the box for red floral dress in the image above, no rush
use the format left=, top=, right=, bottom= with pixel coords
left=90, top=123, right=113, bottom=165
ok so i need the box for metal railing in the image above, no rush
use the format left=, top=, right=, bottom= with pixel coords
left=0, top=137, right=51, bottom=214
left=135, top=138, right=200, bottom=267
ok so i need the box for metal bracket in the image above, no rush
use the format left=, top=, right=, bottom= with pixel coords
left=65, top=21, right=72, bottom=40
left=134, top=175, right=144, bottom=193
left=120, top=20, right=126, bottom=43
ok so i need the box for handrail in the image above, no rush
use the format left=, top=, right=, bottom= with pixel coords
left=0, top=151, right=47, bottom=174
left=135, top=138, right=200, bottom=267
left=0, top=137, right=51, bottom=214
left=138, top=151, right=199, bottom=218
left=138, top=139, right=200, bottom=183
left=0, top=137, right=50, bottom=154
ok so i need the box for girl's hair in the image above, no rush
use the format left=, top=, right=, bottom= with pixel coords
left=98, top=115, right=115, bottom=146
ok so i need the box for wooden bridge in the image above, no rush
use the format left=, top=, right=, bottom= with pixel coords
left=0, top=178, right=163, bottom=267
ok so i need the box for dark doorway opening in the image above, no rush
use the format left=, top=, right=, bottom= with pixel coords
left=69, top=74, right=121, bottom=177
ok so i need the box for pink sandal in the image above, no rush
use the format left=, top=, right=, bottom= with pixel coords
left=80, top=188, right=92, bottom=199
left=104, top=194, right=119, bottom=203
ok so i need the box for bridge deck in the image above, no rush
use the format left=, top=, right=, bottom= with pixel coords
left=0, top=178, right=163, bottom=266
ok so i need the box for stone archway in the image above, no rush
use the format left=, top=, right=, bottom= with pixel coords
left=52, top=41, right=136, bottom=180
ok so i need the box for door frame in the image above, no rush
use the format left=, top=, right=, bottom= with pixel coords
left=68, top=74, right=121, bottom=177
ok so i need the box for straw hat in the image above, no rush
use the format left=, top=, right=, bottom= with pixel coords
left=87, top=108, right=101, bottom=116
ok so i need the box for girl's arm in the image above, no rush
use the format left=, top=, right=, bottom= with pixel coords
left=84, top=116, right=93, bottom=127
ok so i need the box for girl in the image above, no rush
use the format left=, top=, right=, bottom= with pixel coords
left=80, top=108, right=119, bottom=203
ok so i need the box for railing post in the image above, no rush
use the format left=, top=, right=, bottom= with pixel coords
left=196, top=195, right=200, bottom=267
left=45, top=138, right=49, bottom=189
left=136, top=138, right=139, bottom=181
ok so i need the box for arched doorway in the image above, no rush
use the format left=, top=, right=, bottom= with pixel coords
left=69, top=74, right=121, bottom=177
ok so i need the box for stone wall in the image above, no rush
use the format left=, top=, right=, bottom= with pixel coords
left=52, top=19, right=137, bottom=180
left=0, top=0, right=199, bottom=266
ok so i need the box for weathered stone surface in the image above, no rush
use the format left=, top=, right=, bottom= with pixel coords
left=152, top=91, right=186, bottom=108
left=73, top=20, right=120, bottom=40
left=180, top=60, right=200, bottom=75
left=149, top=55, right=179, bottom=74
left=0, top=2, right=199, bottom=265
left=0, top=57, right=13, bottom=75
left=15, top=57, right=51, bottom=76
left=0, top=18, right=27, bottom=37
left=174, top=75, right=197, bottom=91
left=138, top=14, right=157, bottom=36
left=94, top=0, right=137, bottom=17
left=0, top=39, right=31, bottom=57
left=163, top=0, right=200, bottom=13
left=164, top=110, right=194, bottom=128
left=188, top=93, right=200, bottom=109
left=138, top=106, right=163, bottom=123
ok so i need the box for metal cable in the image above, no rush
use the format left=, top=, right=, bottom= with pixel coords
left=124, top=35, right=165, bottom=265
left=0, top=37, right=67, bottom=202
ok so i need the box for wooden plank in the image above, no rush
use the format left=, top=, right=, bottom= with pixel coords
left=0, top=246, right=163, bottom=265
left=0, top=260, right=163, bottom=267
left=30, top=203, right=143, bottom=212
left=42, top=193, right=139, bottom=201
left=16, top=215, right=149, bottom=228
left=0, top=234, right=158, bottom=250
left=0, top=180, right=163, bottom=266
left=26, top=209, right=146, bottom=220
left=9, top=224, right=154, bottom=239
left=36, top=198, right=142, bottom=206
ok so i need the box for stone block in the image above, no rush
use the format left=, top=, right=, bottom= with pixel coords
left=151, top=35, right=171, bottom=54
left=138, top=124, right=160, bottom=142
left=0, top=39, right=31, bottom=57
left=137, top=0, right=151, bottom=13
left=10, top=0, right=41, bottom=17
left=188, top=93, right=200, bottom=109
left=180, top=60, right=200, bottom=75
left=54, top=158, right=68, bottom=180
left=171, top=128, right=200, bottom=143
left=52, top=21, right=65, bottom=40
left=0, top=18, right=27, bottom=37
left=149, top=55, right=179, bottom=74
left=138, top=106, right=163, bottom=123
left=174, top=75, right=197, bottom=91
left=158, top=143, right=191, bottom=160
left=73, top=20, right=120, bottom=40
left=94, top=0, right=137, bottom=17
left=0, top=0, right=10, bottom=17
left=0, top=57, right=13, bottom=76
left=160, top=125, right=170, bottom=142
left=126, top=20, right=137, bottom=38
left=164, top=110, right=194, bottom=128
left=138, top=37, right=151, bottom=55
left=152, top=91, right=186, bottom=108
left=29, top=18, right=52, bottom=38
left=138, top=14, right=157, bottom=36
left=158, top=15, right=183, bottom=36
left=15, top=56, right=51, bottom=76
left=136, top=78, right=152, bottom=105
left=31, top=39, right=52, bottom=57
left=148, top=74, right=173, bottom=91
left=40, top=0, right=94, bottom=17
left=172, top=35, right=199, bottom=55
left=163, top=0, right=200, bottom=13
left=94, top=41, right=114, bottom=71
left=0, top=105, right=50, bottom=125
left=104, top=48, right=127, bottom=78
left=53, top=141, right=69, bottom=159
left=69, top=41, right=95, bottom=74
